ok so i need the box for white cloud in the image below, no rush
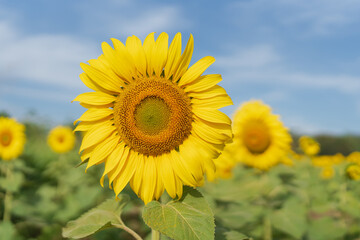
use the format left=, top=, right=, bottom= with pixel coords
left=217, top=45, right=280, bottom=69
left=217, top=44, right=360, bottom=94
left=230, top=0, right=360, bottom=35
left=0, top=20, right=98, bottom=90
left=79, top=3, right=189, bottom=39
left=117, top=6, right=189, bottom=37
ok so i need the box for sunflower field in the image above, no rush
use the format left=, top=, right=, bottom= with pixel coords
left=1, top=32, right=360, bottom=240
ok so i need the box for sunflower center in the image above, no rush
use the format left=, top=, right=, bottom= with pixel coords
left=0, top=131, right=12, bottom=147
left=114, top=77, right=193, bottom=156
left=243, top=121, right=271, bottom=154
left=57, top=135, right=65, bottom=144
left=134, top=97, right=171, bottom=135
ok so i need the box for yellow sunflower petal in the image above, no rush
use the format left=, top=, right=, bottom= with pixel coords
left=192, top=120, right=230, bottom=145
left=80, top=63, right=122, bottom=92
left=152, top=32, right=169, bottom=76
left=100, top=142, right=126, bottom=187
left=164, top=32, right=182, bottom=79
left=104, top=40, right=136, bottom=82
left=193, top=108, right=232, bottom=125
left=184, top=74, right=222, bottom=92
left=113, top=150, right=137, bottom=196
left=86, top=133, right=118, bottom=170
left=159, top=153, right=177, bottom=198
left=74, top=108, right=113, bottom=124
left=79, top=121, right=116, bottom=152
left=108, top=147, right=130, bottom=185
left=191, top=95, right=233, bottom=109
left=170, top=150, right=198, bottom=187
left=130, top=154, right=145, bottom=195
left=142, top=157, right=157, bottom=204
left=178, top=56, right=216, bottom=87
left=143, top=32, right=155, bottom=74
left=72, top=92, right=116, bottom=106
left=172, top=34, right=194, bottom=82
left=126, top=35, right=147, bottom=76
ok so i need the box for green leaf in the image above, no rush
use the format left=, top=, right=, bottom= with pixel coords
left=270, top=197, right=307, bottom=239
left=143, top=186, right=215, bottom=240
left=0, top=221, right=16, bottom=240
left=225, top=231, right=253, bottom=240
left=62, top=195, right=130, bottom=239
left=307, top=217, right=347, bottom=240
left=0, top=172, right=24, bottom=192
left=215, top=203, right=263, bottom=229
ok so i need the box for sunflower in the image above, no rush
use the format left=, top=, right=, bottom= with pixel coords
left=48, top=126, right=76, bottom=154
left=346, top=164, right=360, bottom=180
left=232, top=100, right=292, bottom=170
left=347, top=151, right=360, bottom=164
left=73, top=32, right=233, bottom=204
left=299, top=136, right=320, bottom=156
left=320, top=166, right=334, bottom=179
left=213, top=143, right=238, bottom=179
left=0, top=117, right=26, bottom=161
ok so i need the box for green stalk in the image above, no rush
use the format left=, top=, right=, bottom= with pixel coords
left=3, top=163, right=13, bottom=222
left=151, top=229, right=160, bottom=240
left=263, top=214, right=272, bottom=240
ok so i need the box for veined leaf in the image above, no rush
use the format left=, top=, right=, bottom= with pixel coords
left=143, top=186, right=215, bottom=240
left=62, top=195, right=130, bottom=239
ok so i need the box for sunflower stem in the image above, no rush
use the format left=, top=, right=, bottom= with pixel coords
left=3, top=163, right=13, bottom=222
left=151, top=229, right=160, bottom=240
left=263, top=213, right=272, bottom=240
left=113, top=223, right=143, bottom=240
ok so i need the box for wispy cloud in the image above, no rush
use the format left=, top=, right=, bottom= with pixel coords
left=229, top=0, right=360, bottom=36
left=77, top=2, right=189, bottom=39
left=217, top=44, right=360, bottom=94
left=0, top=20, right=98, bottom=90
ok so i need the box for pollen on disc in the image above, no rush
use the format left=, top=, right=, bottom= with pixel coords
left=134, top=96, right=171, bottom=136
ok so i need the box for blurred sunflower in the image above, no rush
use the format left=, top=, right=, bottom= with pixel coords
left=0, top=117, right=26, bottom=161
left=48, top=126, right=76, bottom=154
left=213, top=143, right=238, bottom=179
left=347, top=151, right=360, bottom=164
left=320, top=166, right=334, bottom=179
left=73, top=32, right=233, bottom=204
left=346, top=164, right=360, bottom=180
left=299, top=136, right=320, bottom=156
left=232, top=100, right=292, bottom=170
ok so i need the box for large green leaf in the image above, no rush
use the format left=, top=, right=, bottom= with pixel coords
left=143, top=186, right=215, bottom=240
left=270, top=197, right=307, bottom=239
left=307, top=217, right=347, bottom=240
left=62, top=195, right=130, bottom=239
left=225, top=231, right=253, bottom=240
left=0, top=172, right=24, bottom=193
left=0, top=221, right=16, bottom=240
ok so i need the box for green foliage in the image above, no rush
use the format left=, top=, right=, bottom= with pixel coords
left=143, top=186, right=215, bottom=240
left=0, top=221, right=20, bottom=240
left=270, top=197, right=307, bottom=239
left=62, top=196, right=130, bottom=239
left=3, top=118, right=360, bottom=240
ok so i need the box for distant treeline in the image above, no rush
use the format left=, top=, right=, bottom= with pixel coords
left=1, top=110, right=359, bottom=156
left=292, top=134, right=360, bottom=156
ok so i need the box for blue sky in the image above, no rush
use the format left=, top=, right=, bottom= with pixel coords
left=0, top=0, right=359, bottom=134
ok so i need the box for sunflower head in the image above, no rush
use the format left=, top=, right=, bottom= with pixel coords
left=320, top=166, right=335, bottom=179
left=299, top=136, right=320, bottom=156
left=73, top=32, right=233, bottom=204
left=232, top=100, right=292, bottom=170
left=213, top=143, right=238, bottom=179
left=0, top=117, right=26, bottom=161
left=346, top=164, right=360, bottom=180
left=48, top=126, right=76, bottom=154
left=347, top=151, right=360, bottom=164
